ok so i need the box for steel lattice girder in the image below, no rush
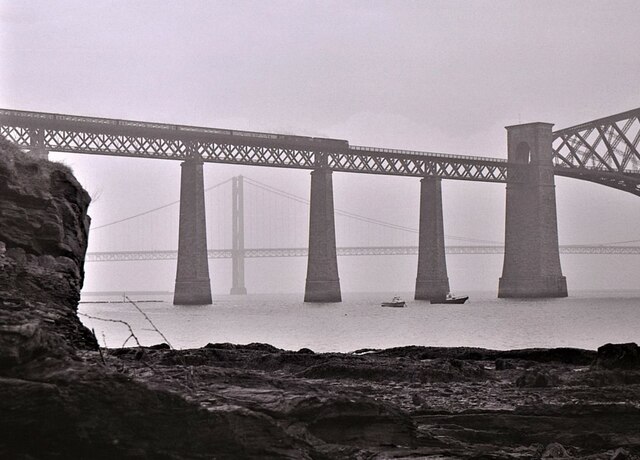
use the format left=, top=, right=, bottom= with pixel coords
left=0, top=108, right=511, bottom=182
left=553, top=166, right=640, bottom=196
left=552, top=107, right=640, bottom=195
left=4, top=107, right=640, bottom=190
left=328, top=148, right=509, bottom=181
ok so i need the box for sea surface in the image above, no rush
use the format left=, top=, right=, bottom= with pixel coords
left=78, top=290, right=640, bottom=352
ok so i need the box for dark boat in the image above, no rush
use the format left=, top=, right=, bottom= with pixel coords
left=381, top=296, right=406, bottom=308
left=430, top=293, right=469, bottom=305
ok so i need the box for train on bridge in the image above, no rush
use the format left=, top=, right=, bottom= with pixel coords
left=0, top=108, right=350, bottom=152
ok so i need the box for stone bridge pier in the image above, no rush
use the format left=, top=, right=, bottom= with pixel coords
left=415, top=177, right=450, bottom=301
left=498, top=122, right=567, bottom=298
left=173, top=155, right=213, bottom=305
left=304, top=167, right=341, bottom=302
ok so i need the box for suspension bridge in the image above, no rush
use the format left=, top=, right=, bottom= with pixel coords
left=83, top=174, right=640, bottom=262
left=1, top=106, right=639, bottom=303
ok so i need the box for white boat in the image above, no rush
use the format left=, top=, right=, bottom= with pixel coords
left=381, top=296, right=406, bottom=308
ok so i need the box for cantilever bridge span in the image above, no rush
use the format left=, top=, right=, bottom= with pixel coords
left=1, top=107, right=639, bottom=303
left=552, top=108, right=640, bottom=196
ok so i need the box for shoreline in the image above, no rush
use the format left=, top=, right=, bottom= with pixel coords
left=77, top=292, right=640, bottom=354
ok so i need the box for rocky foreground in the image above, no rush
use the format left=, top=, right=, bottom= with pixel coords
left=87, top=341, right=639, bottom=459
left=1, top=138, right=640, bottom=459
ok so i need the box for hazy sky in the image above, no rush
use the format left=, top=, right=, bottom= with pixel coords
left=1, top=1, right=639, bottom=293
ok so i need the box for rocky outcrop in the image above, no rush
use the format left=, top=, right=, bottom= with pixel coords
left=0, top=137, right=96, bottom=366
left=105, top=342, right=640, bottom=458
left=596, top=342, right=640, bottom=369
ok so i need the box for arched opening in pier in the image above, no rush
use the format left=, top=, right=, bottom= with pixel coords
left=514, top=141, right=531, bottom=164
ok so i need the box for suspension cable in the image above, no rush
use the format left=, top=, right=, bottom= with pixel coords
left=91, top=178, right=233, bottom=230
left=243, top=176, right=501, bottom=244
left=593, top=238, right=640, bottom=245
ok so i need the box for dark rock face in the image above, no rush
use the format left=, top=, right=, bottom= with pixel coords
left=542, top=442, right=569, bottom=458
left=0, top=370, right=312, bottom=460
left=287, top=396, right=416, bottom=448
left=612, top=447, right=631, bottom=460
left=0, top=138, right=96, bottom=360
left=596, top=343, right=640, bottom=369
left=515, top=369, right=560, bottom=388
left=103, top=343, right=640, bottom=458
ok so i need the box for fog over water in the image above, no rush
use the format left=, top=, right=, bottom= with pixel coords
left=1, top=1, right=639, bottom=294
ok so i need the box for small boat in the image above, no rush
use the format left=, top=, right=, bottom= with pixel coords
left=430, top=293, right=469, bottom=305
left=381, top=296, right=406, bottom=308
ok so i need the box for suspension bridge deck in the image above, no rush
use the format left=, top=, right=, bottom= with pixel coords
left=84, top=245, right=640, bottom=262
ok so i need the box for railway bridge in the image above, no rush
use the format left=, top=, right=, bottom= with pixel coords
left=1, top=107, right=638, bottom=303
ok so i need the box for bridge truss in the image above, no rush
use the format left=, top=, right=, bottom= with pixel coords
left=552, top=107, right=640, bottom=195
left=2, top=107, right=639, bottom=194
left=0, top=108, right=510, bottom=182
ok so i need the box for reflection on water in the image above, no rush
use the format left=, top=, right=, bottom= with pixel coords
left=79, top=290, right=640, bottom=352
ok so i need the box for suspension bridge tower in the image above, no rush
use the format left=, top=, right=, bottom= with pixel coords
left=230, top=176, right=247, bottom=295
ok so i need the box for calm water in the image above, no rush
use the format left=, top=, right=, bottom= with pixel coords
left=78, top=290, right=640, bottom=352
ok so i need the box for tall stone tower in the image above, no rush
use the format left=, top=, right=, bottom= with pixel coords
left=498, top=122, right=567, bottom=298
